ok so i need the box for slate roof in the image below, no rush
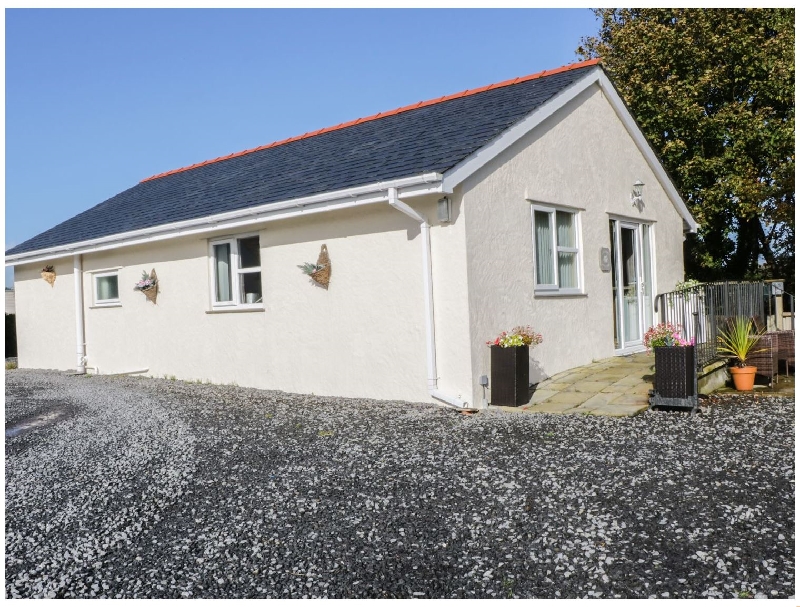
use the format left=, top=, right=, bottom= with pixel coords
left=7, top=59, right=600, bottom=257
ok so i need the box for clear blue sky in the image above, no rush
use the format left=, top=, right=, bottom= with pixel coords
left=5, top=8, right=600, bottom=287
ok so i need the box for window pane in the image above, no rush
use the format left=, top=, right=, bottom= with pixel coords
left=556, top=211, right=575, bottom=247
left=214, top=243, right=232, bottom=302
left=621, top=228, right=636, bottom=288
left=534, top=211, right=554, bottom=285
left=96, top=275, right=119, bottom=301
left=610, top=220, right=621, bottom=349
left=558, top=252, right=578, bottom=288
left=240, top=272, right=262, bottom=304
left=641, top=224, right=654, bottom=330
left=238, top=236, right=261, bottom=269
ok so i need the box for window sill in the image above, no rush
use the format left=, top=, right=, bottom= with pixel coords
left=205, top=307, right=265, bottom=314
left=90, top=303, right=122, bottom=309
left=534, top=291, right=588, bottom=298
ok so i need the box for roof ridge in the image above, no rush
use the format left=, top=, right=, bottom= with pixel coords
left=140, top=58, right=601, bottom=183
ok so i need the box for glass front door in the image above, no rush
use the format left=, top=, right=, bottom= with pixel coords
left=610, top=220, right=653, bottom=350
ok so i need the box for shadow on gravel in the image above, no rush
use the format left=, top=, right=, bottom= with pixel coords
left=6, top=407, right=73, bottom=439
left=5, top=396, right=81, bottom=457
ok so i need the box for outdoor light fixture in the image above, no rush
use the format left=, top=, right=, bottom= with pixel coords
left=437, top=196, right=452, bottom=223
left=631, top=180, right=645, bottom=211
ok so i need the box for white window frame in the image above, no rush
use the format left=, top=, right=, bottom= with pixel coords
left=208, top=233, right=263, bottom=309
left=531, top=203, right=584, bottom=296
left=93, top=270, right=121, bottom=307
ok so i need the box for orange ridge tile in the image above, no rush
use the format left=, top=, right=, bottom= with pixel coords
left=140, top=58, right=601, bottom=183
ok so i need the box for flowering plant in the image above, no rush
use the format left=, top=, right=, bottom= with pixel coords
left=134, top=270, right=157, bottom=292
left=486, top=325, right=543, bottom=348
left=643, top=322, right=693, bottom=351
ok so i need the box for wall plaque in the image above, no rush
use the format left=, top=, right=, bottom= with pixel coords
left=600, top=247, right=612, bottom=272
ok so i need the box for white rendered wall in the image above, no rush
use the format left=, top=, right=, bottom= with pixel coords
left=14, top=260, right=78, bottom=370
left=13, top=198, right=473, bottom=406
left=462, top=84, right=686, bottom=405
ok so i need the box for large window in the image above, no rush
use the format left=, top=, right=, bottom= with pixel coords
left=93, top=271, right=120, bottom=306
left=209, top=235, right=263, bottom=308
left=531, top=204, right=582, bottom=294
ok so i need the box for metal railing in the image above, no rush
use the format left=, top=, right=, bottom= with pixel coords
left=654, top=281, right=766, bottom=370
left=766, top=281, right=795, bottom=331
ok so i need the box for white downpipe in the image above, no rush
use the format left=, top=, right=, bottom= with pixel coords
left=387, top=188, right=471, bottom=410
left=73, top=254, right=86, bottom=374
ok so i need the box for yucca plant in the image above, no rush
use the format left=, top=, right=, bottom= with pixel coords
left=717, top=317, right=765, bottom=367
left=297, top=262, right=326, bottom=276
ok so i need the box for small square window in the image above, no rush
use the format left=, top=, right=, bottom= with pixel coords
left=94, top=271, right=120, bottom=305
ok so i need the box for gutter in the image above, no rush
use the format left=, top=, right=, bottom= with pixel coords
left=6, top=173, right=444, bottom=267
left=387, top=187, right=473, bottom=411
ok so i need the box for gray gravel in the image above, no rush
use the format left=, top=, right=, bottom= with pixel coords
left=5, top=369, right=795, bottom=599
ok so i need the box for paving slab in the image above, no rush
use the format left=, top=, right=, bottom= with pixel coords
left=526, top=400, right=582, bottom=414
left=542, top=391, right=594, bottom=406
left=556, top=372, right=593, bottom=384
left=625, top=383, right=655, bottom=396
left=577, top=393, right=614, bottom=408
left=591, top=371, right=632, bottom=380
left=600, top=384, right=631, bottom=393
left=538, top=382, right=569, bottom=391
left=608, top=393, right=650, bottom=406
left=612, top=375, right=651, bottom=386
left=513, top=352, right=657, bottom=417
left=525, top=389, right=559, bottom=406
left=565, top=381, right=614, bottom=393
left=566, top=394, right=614, bottom=414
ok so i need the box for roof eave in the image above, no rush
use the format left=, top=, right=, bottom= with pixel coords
left=5, top=172, right=444, bottom=267
left=441, top=65, right=698, bottom=234
left=442, top=66, right=604, bottom=193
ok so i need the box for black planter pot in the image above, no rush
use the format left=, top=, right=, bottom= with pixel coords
left=653, top=345, right=696, bottom=398
left=490, top=345, right=529, bottom=407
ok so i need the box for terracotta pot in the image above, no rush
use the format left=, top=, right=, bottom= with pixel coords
left=729, top=366, right=757, bottom=391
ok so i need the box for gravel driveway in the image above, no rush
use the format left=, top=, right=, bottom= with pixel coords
left=5, top=369, right=795, bottom=599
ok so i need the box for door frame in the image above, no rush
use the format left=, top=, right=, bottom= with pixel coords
left=610, top=218, right=655, bottom=353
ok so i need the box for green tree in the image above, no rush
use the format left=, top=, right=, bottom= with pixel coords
left=578, top=9, right=794, bottom=291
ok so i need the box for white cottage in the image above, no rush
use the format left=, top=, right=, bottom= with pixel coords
left=6, top=59, right=697, bottom=409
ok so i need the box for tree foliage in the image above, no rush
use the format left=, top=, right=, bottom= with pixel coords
left=578, top=9, right=794, bottom=291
